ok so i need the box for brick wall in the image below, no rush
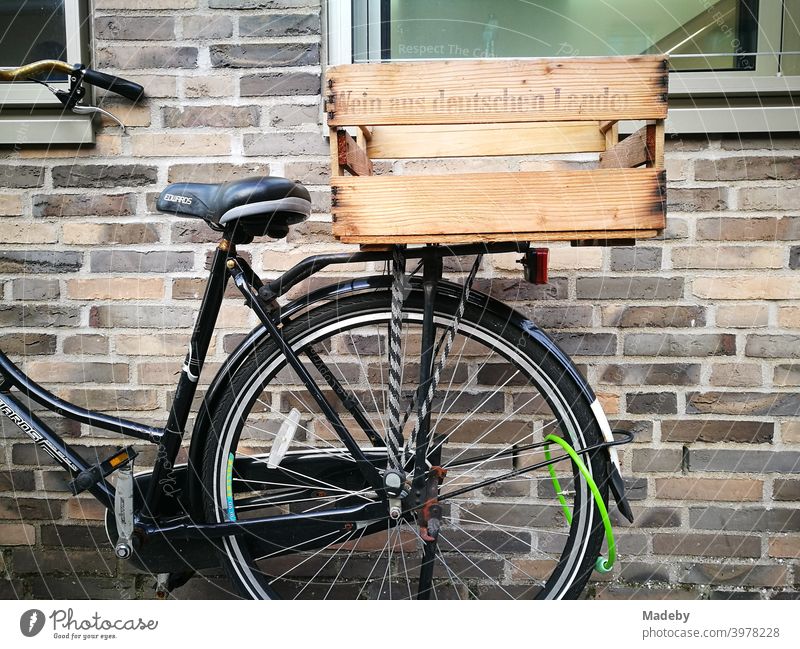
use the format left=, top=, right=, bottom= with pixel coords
left=0, top=0, right=798, bottom=599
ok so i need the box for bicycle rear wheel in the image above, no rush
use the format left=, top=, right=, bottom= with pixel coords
left=202, top=287, right=609, bottom=599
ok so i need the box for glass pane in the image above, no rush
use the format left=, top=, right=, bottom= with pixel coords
left=0, top=0, right=68, bottom=78
left=385, top=0, right=759, bottom=71
left=782, top=0, right=800, bottom=75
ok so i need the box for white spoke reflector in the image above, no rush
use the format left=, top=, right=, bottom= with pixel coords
left=267, top=408, right=301, bottom=469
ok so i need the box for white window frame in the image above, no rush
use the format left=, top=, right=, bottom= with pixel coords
left=0, top=0, right=93, bottom=145
left=326, top=0, right=800, bottom=134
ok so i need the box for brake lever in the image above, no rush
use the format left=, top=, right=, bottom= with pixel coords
left=71, top=104, right=128, bottom=135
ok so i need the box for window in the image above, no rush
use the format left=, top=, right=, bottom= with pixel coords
left=327, top=0, right=800, bottom=133
left=0, top=0, right=92, bottom=145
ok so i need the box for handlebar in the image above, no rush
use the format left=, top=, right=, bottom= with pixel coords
left=0, top=59, right=144, bottom=102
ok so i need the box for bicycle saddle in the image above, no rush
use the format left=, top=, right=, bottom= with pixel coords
left=155, top=176, right=311, bottom=239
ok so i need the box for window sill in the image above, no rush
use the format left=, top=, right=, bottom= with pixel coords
left=0, top=111, right=94, bottom=146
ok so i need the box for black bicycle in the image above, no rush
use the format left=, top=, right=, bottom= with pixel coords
left=0, top=60, right=634, bottom=600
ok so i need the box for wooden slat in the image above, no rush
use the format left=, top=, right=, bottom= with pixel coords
left=329, top=127, right=342, bottom=176
left=332, top=169, right=665, bottom=240
left=647, top=120, right=665, bottom=168
left=599, top=125, right=649, bottom=168
left=338, top=229, right=661, bottom=245
left=326, top=56, right=668, bottom=126
left=337, top=129, right=373, bottom=176
left=599, top=120, right=617, bottom=134
left=366, top=122, right=606, bottom=159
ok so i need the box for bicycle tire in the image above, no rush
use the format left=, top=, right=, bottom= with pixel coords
left=202, top=287, right=609, bottom=599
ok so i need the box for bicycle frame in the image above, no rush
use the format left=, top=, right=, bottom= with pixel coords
left=0, top=234, right=531, bottom=544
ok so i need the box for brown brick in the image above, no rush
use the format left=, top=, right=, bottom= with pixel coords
left=90, top=250, right=194, bottom=273
left=26, top=361, right=129, bottom=384
left=778, top=306, right=800, bottom=328
left=210, top=43, right=319, bottom=68
left=601, top=305, right=705, bottom=328
left=90, top=305, right=197, bottom=328
left=63, top=334, right=109, bottom=355
left=0, top=165, right=44, bottom=188
left=576, top=277, right=683, bottom=300
left=240, top=72, right=321, bottom=97
left=54, top=388, right=157, bottom=411
left=0, top=305, right=79, bottom=327
left=655, top=477, right=763, bottom=501
left=773, top=479, right=800, bottom=501
left=696, top=217, right=777, bottom=241
left=132, top=133, right=231, bottom=156
left=695, top=156, right=800, bottom=181
left=653, top=533, right=761, bottom=558
left=243, top=131, right=328, bottom=156
left=96, top=0, right=197, bottom=7
left=268, top=104, right=320, bottom=128
left=0, top=497, right=62, bottom=520
left=716, top=304, right=769, bottom=328
left=768, top=537, right=800, bottom=558
left=62, top=222, right=160, bottom=245
left=632, top=449, right=682, bottom=473
left=783, top=421, right=800, bottom=443
left=183, top=75, right=235, bottom=98
left=67, top=278, right=165, bottom=300
left=693, top=276, right=800, bottom=300
left=710, top=362, right=762, bottom=387
left=772, top=363, right=800, bottom=386
left=626, top=392, right=677, bottom=414
left=609, top=247, right=661, bottom=271
left=0, top=524, right=35, bottom=545
left=673, top=246, right=783, bottom=270
left=0, top=333, right=56, bottom=355
left=11, top=278, right=60, bottom=300
left=162, top=105, right=259, bottom=128
left=624, top=333, right=734, bottom=357
left=679, top=563, right=787, bottom=588
left=0, top=194, right=23, bottom=216
left=600, top=363, right=699, bottom=386
left=0, top=222, right=59, bottom=244
left=0, top=470, right=35, bottom=492
left=667, top=187, right=727, bottom=211
left=687, top=392, right=800, bottom=417
left=115, top=334, right=191, bottom=356
left=662, top=419, right=773, bottom=443
left=168, top=163, right=270, bottom=184
left=135, top=361, right=182, bottom=384
left=745, top=335, right=800, bottom=358
left=33, top=193, right=136, bottom=217
left=739, top=186, right=800, bottom=211
left=688, top=449, right=800, bottom=474
left=12, top=547, right=115, bottom=575
left=96, top=45, right=198, bottom=69
left=182, top=15, right=233, bottom=39
left=66, top=498, right=107, bottom=522
left=95, top=15, right=175, bottom=40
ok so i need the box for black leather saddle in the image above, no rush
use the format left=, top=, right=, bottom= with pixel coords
left=155, top=176, right=311, bottom=239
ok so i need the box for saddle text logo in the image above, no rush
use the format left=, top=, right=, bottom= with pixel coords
left=20, top=609, right=45, bottom=637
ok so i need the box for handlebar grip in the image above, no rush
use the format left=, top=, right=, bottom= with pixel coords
left=82, top=68, right=144, bottom=102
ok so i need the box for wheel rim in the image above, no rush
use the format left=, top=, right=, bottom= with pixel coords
left=211, top=304, right=596, bottom=599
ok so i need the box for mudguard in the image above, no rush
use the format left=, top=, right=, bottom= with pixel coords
left=185, top=275, right=633, bottom=521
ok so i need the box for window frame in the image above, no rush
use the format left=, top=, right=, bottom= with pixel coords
left=327, top=0, right=800, bottom=134
left=0, top=0, right=93, bottom=146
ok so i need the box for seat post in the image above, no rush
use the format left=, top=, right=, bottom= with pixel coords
left=142, top=237, right=231, bottom=519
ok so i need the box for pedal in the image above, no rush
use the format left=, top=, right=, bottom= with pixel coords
left=68, top=446, right=138, bottom=496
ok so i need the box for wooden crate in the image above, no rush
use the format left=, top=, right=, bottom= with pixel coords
left=326, top=56, right=668, bottom=245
